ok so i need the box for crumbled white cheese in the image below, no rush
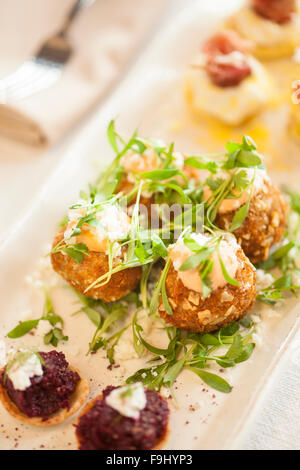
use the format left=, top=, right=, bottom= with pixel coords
left=64, top=204, right=130, bottom=257
left=34, top=320, right=53, bottom=339
left=160, top=387, right=171, bottom=399
left=8, top=353, right=43, bottom=391
left=106, top=382, right=146, bottom=419
left=114, top=308, right=156, bottom=361
left=250, top=314, right=261, bottom=324
left=256, top=269, right=274, bottom=291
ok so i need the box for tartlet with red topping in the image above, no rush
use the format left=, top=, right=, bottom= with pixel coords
left=228, top=0, right=300, bottom=60
left=0, top=350, right=89, bottom=426
left=185, top=30, right=274, bottom=126
left=76, top=384, right=169, bottom=450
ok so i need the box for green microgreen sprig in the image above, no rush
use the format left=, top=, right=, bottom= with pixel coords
left=126, top=317, right=255, bottom=393
left=7, top=288, right=68, bottom=347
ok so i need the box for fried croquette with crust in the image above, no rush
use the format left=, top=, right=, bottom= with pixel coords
left=159, top=247, right=256, bottom=333
left=51, top=232, right=142, bottom=302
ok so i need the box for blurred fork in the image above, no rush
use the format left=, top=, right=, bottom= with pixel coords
left=0, top=0, right=95, bottom=102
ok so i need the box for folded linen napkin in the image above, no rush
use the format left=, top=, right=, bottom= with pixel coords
left=0, top=0, right=168, bottom=146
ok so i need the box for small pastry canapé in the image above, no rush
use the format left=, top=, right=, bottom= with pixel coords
left=185, top=30, right=273, bottom=125
left=0, top=350, right=89, bottom=426
left=76, top=383, right=169, bottom=450
left=228, top=0, right=300, bottom=60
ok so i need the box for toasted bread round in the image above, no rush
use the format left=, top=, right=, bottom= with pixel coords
left=76, top=393, right=169, bottom=450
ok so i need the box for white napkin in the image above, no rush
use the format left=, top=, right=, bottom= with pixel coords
left=0, top=0, right=168, bottom=146
left=239, top=329, right=300, bottom=450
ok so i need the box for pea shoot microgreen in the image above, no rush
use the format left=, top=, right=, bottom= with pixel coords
left=7, top=288, right=68, bottom=347
left=126, top=318, right=254, bottom=393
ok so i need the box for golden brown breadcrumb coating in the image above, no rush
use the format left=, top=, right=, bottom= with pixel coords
left=215, top=180, right=288, bottom=264
left=51, top=232, right=142, bottom=302
left=159, top=247, right=256, bottom=333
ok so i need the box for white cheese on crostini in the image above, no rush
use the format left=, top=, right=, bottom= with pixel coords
left=169, top=233, right=239, bottom=294
left=105, top=382, right=147, bottom=419
left=7, top=353, right=43, bottom=391
left=185, top=56, right=273, bottom=126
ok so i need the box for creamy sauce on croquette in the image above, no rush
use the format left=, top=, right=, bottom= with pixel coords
left=64, top=205, right=131, bottom=255
left=120, top=148, right=184, bottom=182
left=169, top=233, right=239, bottom=294
left=204, top=168, right=269, bottom=214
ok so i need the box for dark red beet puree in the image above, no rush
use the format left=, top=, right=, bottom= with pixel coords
left=2, top=351, right=80, bottom=418
left=76, top=386, right=169, bottom=450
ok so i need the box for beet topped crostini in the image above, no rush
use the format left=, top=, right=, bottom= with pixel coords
left=158, top=231, right=257, bottom=333
left=0, top=349, right=89, bottom=426
left=185, top=30, right=274, bottom=126
left=76, top=383, right=169, bottom=450
left=228, top=0, right=300, bottom=60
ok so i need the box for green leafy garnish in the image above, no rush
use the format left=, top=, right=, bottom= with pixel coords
left=126, top=319, right=254, bottom=394
left=7, top=288, right=68, bottom=347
